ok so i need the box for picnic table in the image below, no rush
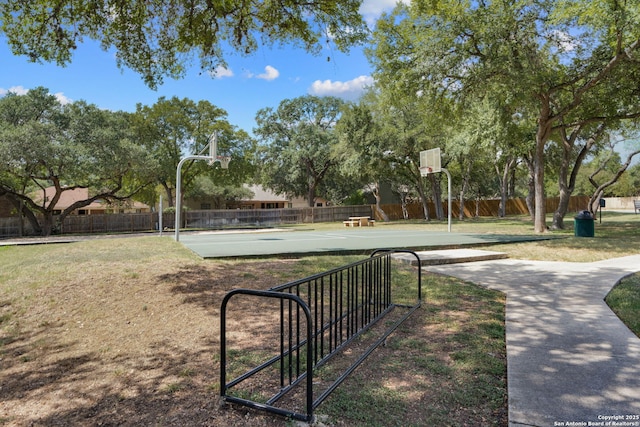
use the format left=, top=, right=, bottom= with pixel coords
left=343, top=216, right=375, bottom=227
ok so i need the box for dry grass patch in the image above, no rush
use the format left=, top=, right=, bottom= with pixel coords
left=1, top=237, right=506, bottom=426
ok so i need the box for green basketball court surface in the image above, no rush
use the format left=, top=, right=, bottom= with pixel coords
left=176, top=228, right=554, bottom=258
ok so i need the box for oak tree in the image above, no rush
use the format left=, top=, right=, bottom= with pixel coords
left=254, top=95, right=344, bottom=207
left=0, top=87, right=156, bottom=235
left=1, top=0, right=368, bottom=88
left=368, top=0, right=640, bottom=232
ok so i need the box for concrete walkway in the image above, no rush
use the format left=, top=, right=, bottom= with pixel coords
left=424, top=254, right=640, bottom=427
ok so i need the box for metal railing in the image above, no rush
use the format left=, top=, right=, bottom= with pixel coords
left=219, top=249, right=422, bottom=422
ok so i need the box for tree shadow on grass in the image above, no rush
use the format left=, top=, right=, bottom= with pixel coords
left=1, top=322, right=285, bottom=427
left=0, top=263, right=297, bottom=426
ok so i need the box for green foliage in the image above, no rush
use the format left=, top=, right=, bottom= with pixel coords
left=0, top=87, right=157, bottom=235
left=334, top=102, right=381, bottom=181
left=0, top=0, right=368, bottom=89
left=573, top=151, right=637, bottom=197
left=342, top=190, right=368, bottom=206
left=628, top=164, right=640, bottom=197
left=185, top=175, right=253, bottom=209
left=254, top=95, right=346, bottom=206
left=131, top=96, right=256, bottom=206
left=364, top=0, right=640, bottom=231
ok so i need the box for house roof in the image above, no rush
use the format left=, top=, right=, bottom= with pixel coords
left=35, top=187, right=149, bottom=210
left=243, top=185, right=289, bottom=202
left=35, top=187, right=99, bottom=210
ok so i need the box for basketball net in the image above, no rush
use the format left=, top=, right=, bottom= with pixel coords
left=218, top=156, right=231, bottom=169
left=419, top=166, right=432, bottom=177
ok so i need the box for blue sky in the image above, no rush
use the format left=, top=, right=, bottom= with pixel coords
left=0, top=0, right=401, bottom=136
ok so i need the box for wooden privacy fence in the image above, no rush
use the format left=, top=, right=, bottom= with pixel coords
left=0, top=205, right=373, bottom=238
left=0, top=218, right=21, bottom=238
left=377, top=196, right=591, bottom=221
left=60, top=213, right=159, bottom=234
left=0, top=196, right=596, bottom=238
left=0, top=213, right=165, bottom=238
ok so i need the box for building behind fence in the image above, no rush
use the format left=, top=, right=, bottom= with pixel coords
left=1, top=196, right=634, bottom=238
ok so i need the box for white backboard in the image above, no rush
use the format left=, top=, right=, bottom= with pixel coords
left=419, top=148, right=441, bottom=175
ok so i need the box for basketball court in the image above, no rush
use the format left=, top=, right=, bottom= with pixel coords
left=172, top=146, right=555, bottom=258
left=177, top=228, right=555, bottom=258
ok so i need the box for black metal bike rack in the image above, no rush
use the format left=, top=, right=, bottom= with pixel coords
left=219, top=249, right=422, bottom=422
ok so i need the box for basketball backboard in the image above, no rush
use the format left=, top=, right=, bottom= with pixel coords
left=419, top=148, right=441, bottom=176
left=208, top=133, right=217, bottom=164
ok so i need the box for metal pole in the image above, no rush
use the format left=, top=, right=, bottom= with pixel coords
left=19, top=199, right=24, bottom=237
left=442, top=168, right=452, bottom=233
left=174, top=155, right=213, bottom=241
left=159, top=195, right=163, bottom=235
left=174, top=133, right=229, bottom=242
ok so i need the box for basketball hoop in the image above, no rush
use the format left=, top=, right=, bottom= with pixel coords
left=419, top=148, right=441, bottom=174
left=419, top=166, right=432, bottom=177
left=217, top=155, right=231, bottom=169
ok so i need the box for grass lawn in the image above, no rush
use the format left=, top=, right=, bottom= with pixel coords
left=606, top=273, right=640, bottom=335
left=1, top=212, right=638, bottom=426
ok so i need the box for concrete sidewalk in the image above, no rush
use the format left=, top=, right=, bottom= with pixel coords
left=424, top=254, right=640, bottom=427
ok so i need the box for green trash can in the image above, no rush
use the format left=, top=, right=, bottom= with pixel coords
left=574, top=210, right=594, bottom=237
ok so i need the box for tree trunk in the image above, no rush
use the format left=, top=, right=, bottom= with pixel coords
left=400, top=193, right=409, bottom=220
left=553, top=141, right=571, bottom=230
left=430, top=174, right=444, bottom=221
left=553, top=187, right=571, bottom=230
left=394, top=185, right=410, bottom=220
left=533, top=158, right=546, bottom=232
left=418, top=188, right=431, bottom=221
left=372, top=182, right=390, bottom=222
left=8, top=195, right=42, bottom=236
left=523, top=155, right=535, bottom=221
left=497, top=157, right=515, bottom=218
left=402, top=203, right=408, bottom=219
left=41, top=212, right=54, bottom=236
left=416, top=176, right=431, bottom=220
left=307, top=184, right=316, bottom=207
left=534, top=102, right=553, bottom=233
left=588, top=149, right=640, bottom=215
left=553, top=125, right=604, bottom=229
left=162, top=183, right=174, bottom=207
left=459, top=188, right=466, bottom=221
left=508, top=165, right=516, bottom=198
left=459, top=161, right=471, bottom=220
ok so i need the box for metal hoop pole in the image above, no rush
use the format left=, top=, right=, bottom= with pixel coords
left=174, top=133, right=231, bottom=241
left=175, top=155, right=213, bottom=241
left=442, top=168, right=452, bottom=233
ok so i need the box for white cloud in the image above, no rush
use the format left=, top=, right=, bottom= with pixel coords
left=359, top=0, right=399, bottom=15
left=308, top=75, right=374, bottom=101
left=208, top=65, right=234, bottom=78
left=0, top=85, right=29, bottom=96
left=0, top=86, right=72, bottom=104
left=360, top=0, right=410, bottom=24
left=53, top=92, right=72, bottom=105
left=255, top=65, right=280, bottom=81
left=551, top=30, right=577, bottom=52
